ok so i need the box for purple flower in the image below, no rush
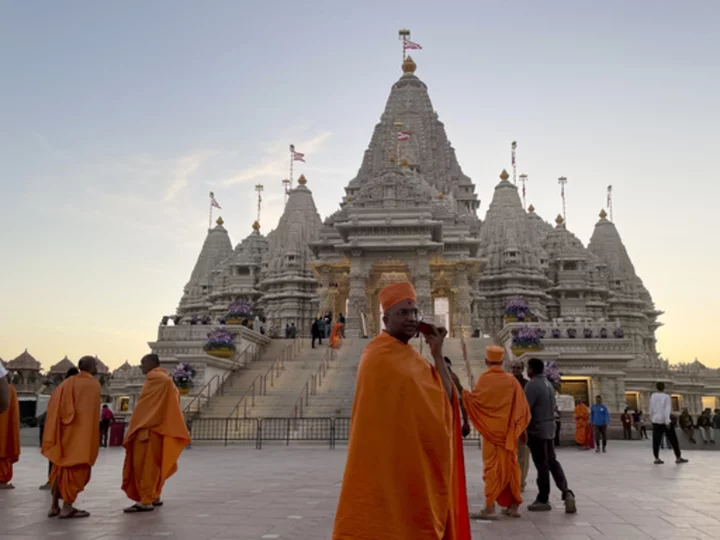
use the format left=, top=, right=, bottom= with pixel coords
left=228, top=300, right=253, bottom=317
left=583, top=328, right=593, bottom=338
left=512, top=326, right=543, bottom=349
left=545, top=361, right=562, bottom=386
left=204, top=328, right=236, bottom=350
left=567, top=328, right=577, bottom=339
left=599, top=327, right=608, bottom=338
left=505, top=297, right=531, bottom=317
left=551, top=328, right=561, bottom=338
left=171, top=362, right=196, bottom=387
left=614, top=327, right=624, bottom=338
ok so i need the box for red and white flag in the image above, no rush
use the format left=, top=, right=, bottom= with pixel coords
left=511, top=141, right=517, bottom=166
left=290, top=144, right=306, bottom=163
left=397, top=131, right=412, bottom=141
left=607, top=185, right=612, bottom=207
left=403, top=39, right=422, bottom=51
left=209, top=192, right=221, bottom=209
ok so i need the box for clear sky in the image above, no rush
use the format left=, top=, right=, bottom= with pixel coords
left=1, top=1, right=718, bottom=370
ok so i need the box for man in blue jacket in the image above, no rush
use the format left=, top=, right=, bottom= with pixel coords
left=590, top=395, right=611, bottom=453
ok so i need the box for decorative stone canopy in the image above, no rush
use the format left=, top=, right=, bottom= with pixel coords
left=49, top=356, right=76, bottom=374
left=7, top=349, right=41, bottom=371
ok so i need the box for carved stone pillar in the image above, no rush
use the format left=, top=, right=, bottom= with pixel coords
left=615, top=376, right=627, bottom=414
left=452, top=268, right=471, bottom=336
left=346, top=256, right=367, bottom=338
left=414, top=256, right=433, bottom=319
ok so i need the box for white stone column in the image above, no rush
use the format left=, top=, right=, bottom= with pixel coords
left=346, top=259, right=367, bottom=338
left=452, top=268, right=471, bottom=336
left=414, top=260, right=433, bottom=320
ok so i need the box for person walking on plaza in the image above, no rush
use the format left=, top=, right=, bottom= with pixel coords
left=573, top=401, right=594, bottom=450
left=678, top=409, right=697, bottom=444
left=100, top=404, right=114, bottom=447
left=621, top=408, right=633, bottom=440
left=122, top=354, right=191, bottom=513
left=590, top=396, right=611, bottom=453
left=42, top=356, right=101, bottom=519
left=633, top=410, right=649, bottom=440
left=697, top=409, right=715, bottom=444
left=0, top=364, right=20, bottom=490
left=0, top=361, right=10, bottom=415
left=510, top=360, right=530, bottom=492
left=649, top=382, right=688, bottom=465
left=38, top=367, right=79, bottom=490
left=333, top=282, right=470, bottom=539
left=462, top=347, right=530, bottom=520
left=524, top=358, right=577, bottom=514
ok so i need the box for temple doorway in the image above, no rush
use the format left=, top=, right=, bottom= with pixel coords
left=433, top=297, right=450, bottom=330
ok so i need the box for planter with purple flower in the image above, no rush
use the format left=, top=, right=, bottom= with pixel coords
left=225, top=300, right=253, bottom=325
left=511, top=326, right=544, bottom=356
left=545, top=361, right=562, bottom=393
left=583, top=328, right=593, bottom=338
left=599, top=327, right=608, bottom=339
left=171, top=362, right=196, bottom=396
left=203, top=328, right=236, bottom=359
left=504, top=297, right=531, bottom=323
left=551, top=328, right=561, bottom=339
left=614, top=327, right=624, bottom=338
left=567, top=328, right=577, bottom=339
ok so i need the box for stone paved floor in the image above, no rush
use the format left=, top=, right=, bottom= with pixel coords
left=2, top=441, right=720, bottom=539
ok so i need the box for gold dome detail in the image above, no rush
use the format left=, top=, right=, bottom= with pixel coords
left=252, top=220, right=260, bottom=231
left=297, top=175, right=307, bottom=185
left=216, top=217, right=224, bottom=226
left=499, top=169, right=510, bottom=182
left=346, top=195, right=354, bottom=202
left=555, top=214, right=564, bottom=225
left=400, top=158, right=409, bottom=167
left=528, top=204, right=535, bottom=213
left=437, top=193, right=445, bottom=200
left=402, top=56, right=417, bottom=74
left=599, top=208, right=608, bottom=219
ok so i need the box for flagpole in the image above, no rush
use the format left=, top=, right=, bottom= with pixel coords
left=520, top=174, right=528, bottom=210
left=558, top=176, right=568, bottom=223
left=255, top=184, right=264, bottom=226
left=394, top=120, right=403, bottom=164
left=511, top=141, right=517, bottom=185
left=282, top=179, right=291, bottom=205
left=399, top=29, right=410, bottom=62
left=289, top=144, right=294, bottom=190
left=208, top=192, right=213, bottom=230
left=607, top=185, right=613, bottom=221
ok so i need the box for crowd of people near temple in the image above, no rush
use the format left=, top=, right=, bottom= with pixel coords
left=0, top=283, right=717, bottom=538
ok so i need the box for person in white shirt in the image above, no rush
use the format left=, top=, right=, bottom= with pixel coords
left=0, top=362, right=10, bottom=414
left=649, top=382, right=688, bottom=465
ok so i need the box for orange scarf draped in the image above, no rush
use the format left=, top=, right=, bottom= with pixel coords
left=333, top=332, right=470, bottom=539
left=0, top=385, right=20, bottom=483
left=463, top=365, right=530, bottom=508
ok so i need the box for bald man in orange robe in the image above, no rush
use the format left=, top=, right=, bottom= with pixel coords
left=463, top=346, right=531, bottom=520
left=122, top=353, right=191, bottom=513
left=333, top=281, right=471, bottom=540
left=42, top=356, right=101, bottom=519
left=0, top=380, right=20, bottom=490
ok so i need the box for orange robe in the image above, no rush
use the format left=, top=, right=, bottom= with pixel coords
left=462, top=365, right=530, bottom=509
left=0, top=385, right=20, bottom=484
left=328, top=322, right=343, bottom=349
left=333, top=331, right=470, bottom=540
left=574, top=404, right=593, bottom=448
left=41, top=372, right=101, bottom=504
left=122, top=367, right=191, bottom=505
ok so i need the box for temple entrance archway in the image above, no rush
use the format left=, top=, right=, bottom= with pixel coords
left=433, top=297, right=450, bottom=330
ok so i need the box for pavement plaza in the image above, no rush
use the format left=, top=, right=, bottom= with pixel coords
left=2, top=441, right=720, bottom=539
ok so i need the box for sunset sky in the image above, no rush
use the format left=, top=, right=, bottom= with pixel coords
left=1, top=1, right=717, bottom=369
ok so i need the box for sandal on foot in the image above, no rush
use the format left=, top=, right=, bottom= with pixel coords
left=124, top=504, right=154, bottom=513
left=152, top=500, right=164, bottom=507
left=47, top=509, right=61, bottom=518
left=59, top=509, right=90, bottom=519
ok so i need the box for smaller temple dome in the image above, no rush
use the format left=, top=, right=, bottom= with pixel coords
left=499, top=169, right=510, bottom=182
left=7, top=349, right=42, bottom=371
left=297, top=174, right=307, bottom=186
left=402, top=55, right=417, bottom=74
left=216, top=216, right=224, bottom=226
left=49, top=356, right=76, bottom=374
left=599, top=208, right=608, bottom=219
left=555, top=214, right=565, bottom=225
left=528, top=204, right=535, bottom=213
left=252, top=220, right=260, bottom=231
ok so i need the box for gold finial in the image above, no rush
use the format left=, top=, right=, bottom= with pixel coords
left=346, top=195, right=353, bottom=202
left=437, top=193, right=445, bottom=200
left=389, top=155, right=396, bottom=163
left=252, top=220, right=260, bottom=231
left=216, top=217, right=224, bottom=226
left=599, top=208, right=608, bottom=219
left=528, top=204, right=535, bottom=213
left=400, top=158, right=409, bottom=167
left=555, top=214, right=564, bottom=225
left=297, top=174, right=307, bottom=185
left=402, top=55, right=417, bottom=74
left=500, top=169, right=510, bottom=182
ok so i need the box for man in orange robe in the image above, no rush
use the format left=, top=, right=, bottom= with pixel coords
left=463, top=346, right=531, bottom=520
left=333, top=282, right=471, bottom=539
left=0, top=377, right=20, bottom=490
left=574, top=401, right=593, bottom=449
left=42, top=356, right=101, bottom=519
left=328, top=321, right=343, bottom=349
left=122, top=353, right=191, bottom=513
